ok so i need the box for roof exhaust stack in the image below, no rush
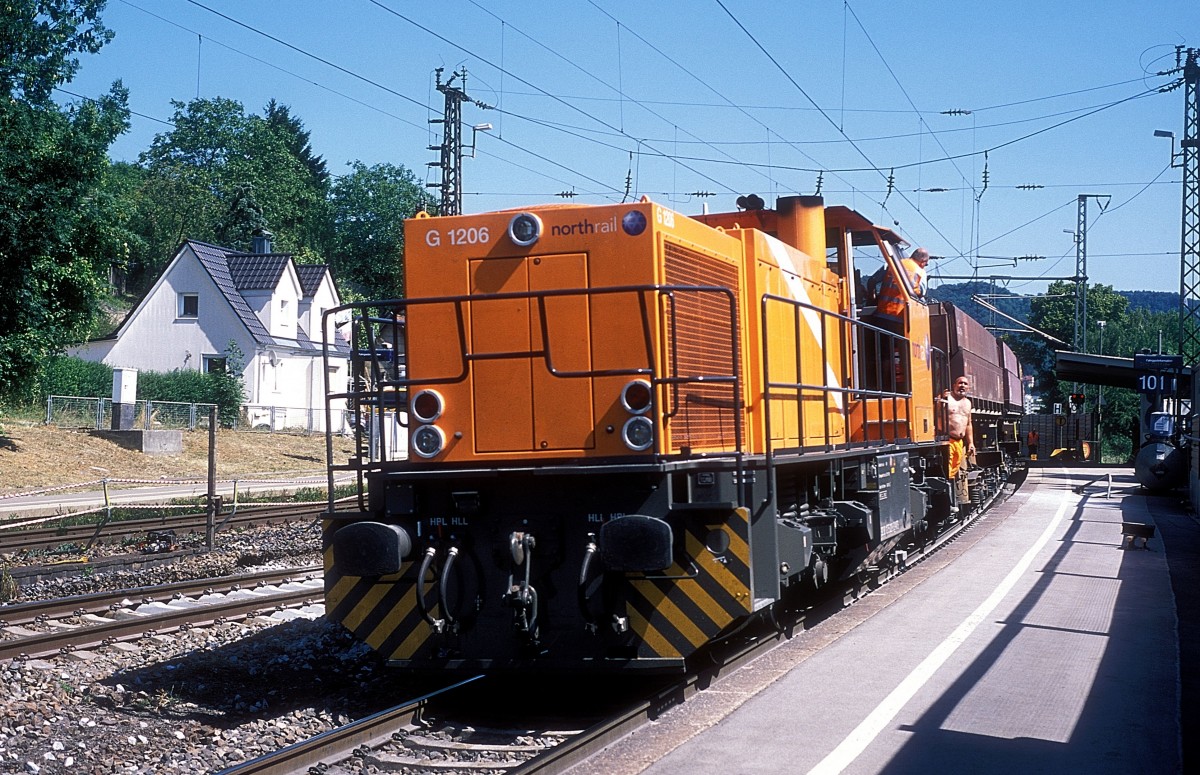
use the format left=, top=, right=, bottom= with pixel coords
left=252, top=228, right=274, bottom=254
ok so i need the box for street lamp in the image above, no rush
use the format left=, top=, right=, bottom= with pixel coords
left=1154, top=129, right=1184, bottom=168
left=466, top=123, right=493, bottom=158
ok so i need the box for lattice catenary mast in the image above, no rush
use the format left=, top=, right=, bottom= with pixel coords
left=429, top=68, right=470, bottom=216
left=1178, top=48, right=1200, bottom=364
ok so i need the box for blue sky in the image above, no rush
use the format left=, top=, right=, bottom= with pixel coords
left=63, top=0, right=1200, bottom=296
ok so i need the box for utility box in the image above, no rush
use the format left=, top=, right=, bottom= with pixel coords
left=111, top=368, right=138, bottom=430
left=112, top=368, right=137, bottom=404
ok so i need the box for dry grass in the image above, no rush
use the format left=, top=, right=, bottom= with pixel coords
left=0, top=419, right=356, bottom=495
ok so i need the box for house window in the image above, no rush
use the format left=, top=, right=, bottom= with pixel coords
left=279, top=299, right=290, bottom=329
left=179, top=293, right=199, bottom=318
left=203, top=355, right=227, bottom=374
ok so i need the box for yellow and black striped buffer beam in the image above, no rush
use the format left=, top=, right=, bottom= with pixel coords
left=323, top=521, right=435, bottom=660
left=627, top=507, right=753, bottom=659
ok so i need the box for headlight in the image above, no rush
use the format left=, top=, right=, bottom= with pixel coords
left=411, top=389, right=443, bottom=423
left=621, top=416, right=654, bottom=451
left=412, top=425, right=445, bottom=458
left=621, top=379, right=652, bottom=414
left=507, top=212, right=543, bottom=247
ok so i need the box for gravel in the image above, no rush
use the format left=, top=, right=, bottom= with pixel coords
left=7, top=523, right=323, bottom=601
left=0, top=523, right=424, bottom=774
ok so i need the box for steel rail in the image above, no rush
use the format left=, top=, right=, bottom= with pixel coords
left=0, top=584, right=320, bottom=661
left=215, top=676, right=485, bottom=775
left=0, top=565, right=321, bottom=627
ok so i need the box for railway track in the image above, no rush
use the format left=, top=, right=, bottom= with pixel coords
left=0, top=565, right=323, bottom=661
left=216, top=677, right=477, bottom=774
left=218, top=675, right=604, bottom=775
left=213, top=471, right=1022, bottom=774
left=0, top=502, right=326, bottom=555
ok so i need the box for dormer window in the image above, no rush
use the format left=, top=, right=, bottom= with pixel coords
left=280, top=298, right=290, bottom=329
left=179, top=293, right=199, bottom=318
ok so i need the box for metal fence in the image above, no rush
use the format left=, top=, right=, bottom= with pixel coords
left=46, top=396, right=217, bottom=431
left=45, top=396, right=348, bottom=435
left=240, top=404, right=350, bottom=434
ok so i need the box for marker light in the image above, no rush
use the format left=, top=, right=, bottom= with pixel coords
left=621, top=416, right=654, bottom=452
left=621, top=379, right=652, bottom=414
left=412, top=425, right=446, bottom=458
left=411, top=389, right=444, bottom=423
left=507, top=213, right=543, bottom=247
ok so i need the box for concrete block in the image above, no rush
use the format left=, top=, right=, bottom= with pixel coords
left=63, top=650, right=97, bottom=662
left=105, top=642, right=140, bottom=653
left=89, top=429, right=184, bottom=455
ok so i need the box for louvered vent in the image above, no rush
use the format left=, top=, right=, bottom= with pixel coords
left=663, top=241, right=742, bottom=451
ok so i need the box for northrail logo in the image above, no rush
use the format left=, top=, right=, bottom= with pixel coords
left=550, top=216, right=619, bottom=237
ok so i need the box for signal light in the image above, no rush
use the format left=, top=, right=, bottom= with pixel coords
left=507, top=212, right=543, bottom=247
left=412, top=425, right=445, bottom=458
left=621, top=379, right=652, bottom=414
left=621, top=416, right=654, bottom=451
left=411, top=389, right=444, bottom=423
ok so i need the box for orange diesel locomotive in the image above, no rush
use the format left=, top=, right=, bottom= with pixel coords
left=320, top=195, right=1019, bottom=671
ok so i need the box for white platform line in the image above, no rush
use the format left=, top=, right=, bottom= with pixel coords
left=807, top=488, right=1072, bottom=775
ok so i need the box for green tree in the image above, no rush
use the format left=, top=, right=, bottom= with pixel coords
left=127, top=97, right=328, bottom=287
left=265, top=99, right=328, bottom=190
left=77, top=159, right=147, bottom=300
left=0, top=0, right=112, bottom=102
left=213, top=183, right=267, bottom=250
left=328, top=161, right=431, bottom=300
left=0, top=1, right=129, bottom=401
left=1027, top=281, right=1129, bottom=402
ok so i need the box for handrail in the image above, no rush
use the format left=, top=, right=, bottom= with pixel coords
left=322, top=284, right=746, bottom=501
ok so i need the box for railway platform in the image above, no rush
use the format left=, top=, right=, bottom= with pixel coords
left=575, top=465, right=1195, bottom=774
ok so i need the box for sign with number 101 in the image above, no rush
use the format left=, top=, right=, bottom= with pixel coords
left=1133, top=353, right=1182, bottom=396
left=1137, top=373, right=1176, bottom=393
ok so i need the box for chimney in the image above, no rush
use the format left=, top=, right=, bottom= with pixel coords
left=776, top=196, right=826, bottom=259
left=252, top=228, right=274, bottom=254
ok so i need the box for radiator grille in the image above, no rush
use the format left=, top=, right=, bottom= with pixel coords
left=663, top=241, right=742, bottom=450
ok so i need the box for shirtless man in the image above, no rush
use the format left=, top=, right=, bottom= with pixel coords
left=942, top=376, right=975, bottom=481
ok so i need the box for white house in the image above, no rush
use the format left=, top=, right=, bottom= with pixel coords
left=69, top=234, right=349, bottom=431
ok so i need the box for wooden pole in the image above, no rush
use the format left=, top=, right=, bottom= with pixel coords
left=206, top=406, right=217, bottom=550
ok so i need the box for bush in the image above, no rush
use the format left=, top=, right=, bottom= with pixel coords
left=23, top=354, right=246, bottom=427
left=33, top=356, right=113, bottom=402
left=139, top=368, right=244, bottom=426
